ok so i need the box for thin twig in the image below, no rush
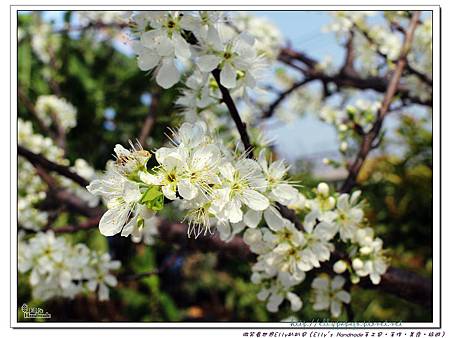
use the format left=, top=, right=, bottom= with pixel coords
left=263, top=78, right=314, bottom=119
left=353, top=22, right=432, bottom=86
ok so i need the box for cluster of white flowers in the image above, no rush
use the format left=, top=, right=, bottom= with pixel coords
left=320, top=99, right=381, bottom=155
left=324, top=11, right=374, bottom=36
left=18, top=159, right=49, bottom=231
left=77, top=11, right=128, bottom=26
left=19, top=231, right=121, bottom=301
left=242, top=182, right=388, bottom=316
left=18, top=119, right=99, bottom=230
left=130, top=10, right=268, bottom=95
left=86, top=115, right=388, bottom=316
left=18, top=119, right=67, bottom=230
left=231, top=12, right=285, bottom=60
left=18, top=118, right=66, bottom=163
left=31, top=22, right=60, bottom=64
left=325, top=12, right=404, bottom=77
left=35, top=95, right=77, bottom=131
left=87, top=121, right=299, bottom=240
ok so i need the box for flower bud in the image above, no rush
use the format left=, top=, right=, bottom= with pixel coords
left=338, top=124, right=348, bottom=132
left=327, top=196, right=336, bottom=209
left=339, top=141, right=348, bottom=152
left=350, top=275, right=361, bottom=284
left=333, top=260, right=347, bottom=274
left=352, top=258, right=364, bottom=270
left=317, top=182, right=329, bottom=197
left=360, top=246, right=373, bottom=255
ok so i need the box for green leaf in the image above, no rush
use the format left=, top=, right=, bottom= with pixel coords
left=141, top=185, right=163, bottom=202
left=140, top=186, right=164, bottom=211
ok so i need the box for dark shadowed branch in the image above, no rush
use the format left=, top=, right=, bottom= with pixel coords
left=18, top=145, right=89, bottom=187
left=212, top=69, right=254, bottom=157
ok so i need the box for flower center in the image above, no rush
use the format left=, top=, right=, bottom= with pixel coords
left=167, top=172, right=176, bottom=182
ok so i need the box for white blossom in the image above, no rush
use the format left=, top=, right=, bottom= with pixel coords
left=35, top=95, right=77, bottom=131
left=131, top=11, right=193, bottom=88
left=87, top=169, right=143, bottom=236
left=19, top=231, right=121, bottom=301
left=311, top=275, right=351, bottom=318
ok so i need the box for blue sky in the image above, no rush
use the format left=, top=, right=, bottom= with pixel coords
left=252, top=11, right=345, bottom=161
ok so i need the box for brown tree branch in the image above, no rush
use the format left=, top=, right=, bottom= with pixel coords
left=263, top=78, right=314, bottom=119
left=340, top=11, right=422, bottom=193
left=278, top=38, right=431, bottom=107
left=212, top=69, right=254, bottom=157
left=47, top=215, right=102, bottom=233
left=353, top=22, right=432, bottom=86
left=31, top=164, right=100, bottom=218
left=18, top=88, right=55, bottom=139
left=159, top=222, right=431, bottom=308
left=18, top=145, right=89, bottom=187
left=138, top=90, right=160, bottom=148
left=340, top=30, right=358, bottom=77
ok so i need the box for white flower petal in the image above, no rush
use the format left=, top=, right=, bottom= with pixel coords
left=162, top=184, right=177, bottom=200
left=337, top=194, right=349, bottom=210
left=139, top=171, right=161, bottom=185
left=263, top=207, right=284, bottom=231
left=287, top=292, right=303, bottom=312
left=173, top=33, right=191, bottom=59
left=98, top=283, right=109, bottom=301
left=243, top=209, right=262, bottom=228
left=330, top=300, right=342, bottom=318
left=335, top=290, right=351, bottom=304
left=242, top=189, right=269, bottom=211
left=220, top=62, right=237, bottom=89
left=370, top=273, right=381, bottom=285
left=99, top=207, right=130, bottom=236
left=331, top=275, right=346, bottom=290
left=226, top=199, right=243, bottom=223
left=137, top=51, right=160, bottom=71
left=267, top=293, right=284, bottom=313
left=156, top=58, right=180, bottom=89
left=197, top=55, right=221, bottom=72
left=178, top=179, right=198, bottom=200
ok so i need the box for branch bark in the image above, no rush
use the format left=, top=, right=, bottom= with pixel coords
left=340, top=11, right=422, bottom=193
left=138, top=90, right=160, bottom=148
left=159, top=222, right=431, bottom=308
left=353, top=22, right=432, bottom=86
left=18, top=145, right=89, bottom=187
left=47, top=215, right=102, bottom=233
left=18, top=88, right=55, bottom=139
left=263, top=78, right=314, bottom=119
left=278, top=30, right=431, bottom=108
left=212, top=69, right=254, bottom=157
